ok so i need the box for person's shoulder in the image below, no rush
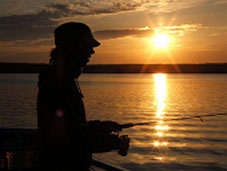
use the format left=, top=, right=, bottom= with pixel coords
left=38, top=65, right=57, bottom=89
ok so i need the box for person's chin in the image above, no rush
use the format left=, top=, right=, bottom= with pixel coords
left=73, top=67, right=82, bottom=78
left=80, top=59, right=90, bottom=67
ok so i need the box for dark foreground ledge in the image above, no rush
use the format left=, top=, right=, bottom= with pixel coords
left=0, top=62, right=227, bottom=73
left=0, top=127, right=127, bottom=171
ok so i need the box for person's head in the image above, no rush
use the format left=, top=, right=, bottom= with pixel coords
left=50, top=22, right=100, bottom=77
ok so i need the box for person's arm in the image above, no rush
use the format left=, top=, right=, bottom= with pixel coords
left=40, top=108, right=70, bottom=145
left=38, top=89, right=71, bottom=148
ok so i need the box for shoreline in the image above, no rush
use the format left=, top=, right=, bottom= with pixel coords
left=0, top=62, right=227, bottom=74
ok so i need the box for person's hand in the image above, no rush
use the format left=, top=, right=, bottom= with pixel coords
left=101, top=121, right=122, bottom=133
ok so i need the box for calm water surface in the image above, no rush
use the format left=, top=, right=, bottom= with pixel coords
left=0, top=73, right=227, bottom=171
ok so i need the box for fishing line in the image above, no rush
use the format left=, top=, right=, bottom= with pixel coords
left=120, top=112, right=227, bottom=129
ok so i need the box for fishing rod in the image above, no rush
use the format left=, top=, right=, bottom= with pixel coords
left=120, top=112, right=227, bottom=129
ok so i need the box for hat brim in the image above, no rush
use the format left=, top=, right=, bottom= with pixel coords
left=88, top=36, right=100, bottom=47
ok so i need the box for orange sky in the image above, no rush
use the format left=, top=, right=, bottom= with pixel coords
left=0, top=0, right=226, bottom=64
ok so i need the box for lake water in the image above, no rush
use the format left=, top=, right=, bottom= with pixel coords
left=0, top=73, right=227, bottom=171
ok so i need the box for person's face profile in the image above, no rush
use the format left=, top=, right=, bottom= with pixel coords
left=77, top=44, right=95, bottom=67
left=68, top=43, right=95, bottom=68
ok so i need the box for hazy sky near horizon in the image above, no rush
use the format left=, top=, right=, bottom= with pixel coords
left=0, top=0, right=226, bottom=64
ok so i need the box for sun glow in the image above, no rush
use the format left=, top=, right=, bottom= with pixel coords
left=152, top=33, right=169, bottom=49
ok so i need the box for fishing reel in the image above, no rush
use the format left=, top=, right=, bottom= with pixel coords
left=89, top=121, right=130, bottom=155
left=117, top=135, right=130, bottom=156
left=111, top=129, right=130, bottom=156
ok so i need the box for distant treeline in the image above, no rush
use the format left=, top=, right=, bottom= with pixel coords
left=0, top=62, right=227, bottom=73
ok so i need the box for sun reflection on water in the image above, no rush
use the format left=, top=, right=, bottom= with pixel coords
left=153, top=74, right=169, bottom=148
left=155, top=125, right=169, bottom=130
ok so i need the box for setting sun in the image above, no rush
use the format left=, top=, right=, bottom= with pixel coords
left=152, top=33, right=169, bottom=49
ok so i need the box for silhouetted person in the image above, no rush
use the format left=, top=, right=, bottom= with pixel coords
left=37, top=22, right=129, bottom=171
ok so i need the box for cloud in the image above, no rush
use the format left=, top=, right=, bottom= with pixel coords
left=0, top=6, right=61, bottom=41
left=67, top=0, right=209, bottom=15
left=94, top=27, right=154, bottom=39
left=93, top=24, right=203, bottom=40
left=0, top=0, right=209, bottom=17
left=0, top=1, right=144, bottom=41
left=212, top=0, right=227, bottom=5
left=71, top=1, right=142, bottom=15
left=0, top=0, right=219, bottom=42
left=47, top=1, right=145, bottom=17
left=156, top=24, right=204, bottom=36
left=146, top=0, right=207, bottom=13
